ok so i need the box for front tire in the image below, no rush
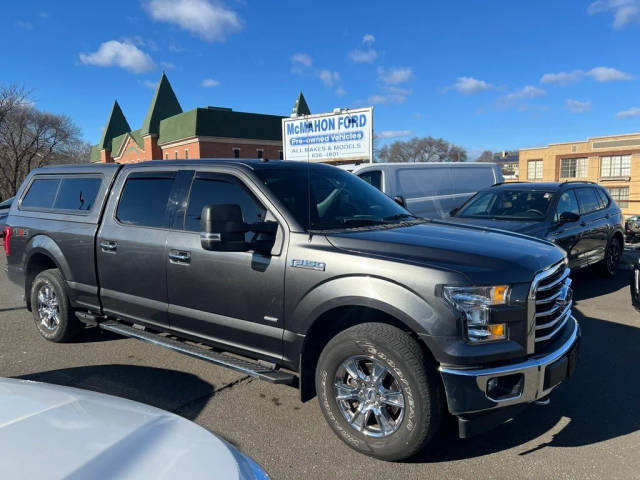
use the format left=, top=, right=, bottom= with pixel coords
left=600, top=236, right=622, bottom=278
left=315, top=323, right=443, bottom=461
left=30, top=268, right=81, bottom=342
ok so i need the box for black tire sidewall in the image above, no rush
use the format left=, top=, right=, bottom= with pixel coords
left=316, top=333, right=432, bottom=460
left=602, top=236, right=621, bottom=277
left=30, top=270, right=73, bottom=342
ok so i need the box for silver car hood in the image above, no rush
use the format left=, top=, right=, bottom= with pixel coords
left=0, top=378, right=267, bottom=480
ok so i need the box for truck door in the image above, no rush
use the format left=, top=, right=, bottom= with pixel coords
left=96, top=170, right=177, bottom=327
left=575, top=187, right=609, bottom=264
left=165, top=171, right=286, bottom=361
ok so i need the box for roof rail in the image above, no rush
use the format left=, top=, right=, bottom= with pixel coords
left=491, top=181, right=527, bottom=187
left=559, top=180, right=597, bottom=186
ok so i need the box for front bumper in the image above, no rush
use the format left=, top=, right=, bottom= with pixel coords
left=439, top=315, right=580, bottom=418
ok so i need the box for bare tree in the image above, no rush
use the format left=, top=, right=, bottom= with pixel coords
left=377, top=136, right=468, bottom=163
left=0, top=84, right=28, bottom=129
left=476, top=150, right=495, bottom=162
left=0, top=99, right=83, bottom=198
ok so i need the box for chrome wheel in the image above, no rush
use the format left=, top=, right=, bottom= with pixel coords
left=36, top=283, right=60, bottom=331
left=333, top=356, right=405, bottom=438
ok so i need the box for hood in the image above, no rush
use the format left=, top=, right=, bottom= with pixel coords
left=444, top=216, right=546, bottom=237
left=325, top=220, right=565, bottom=285
left=0, top=378, right=268, bottom=480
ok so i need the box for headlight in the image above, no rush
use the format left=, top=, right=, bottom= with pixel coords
left=443, top=285, right=509, bottom=343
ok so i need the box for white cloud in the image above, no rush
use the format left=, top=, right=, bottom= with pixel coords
left=336, top=87, right=347, bottom=96
left=367, top=93, right=408, bottom=105
left=142, top=80, right=158, bottom=89
left=616, top=106, right=640, bottom=118
left=291, top=52, right=312, bottom=68
left=145, top=0, right=242, bottom=42
left=201, top=78, right=220, bottom=87
left=378, top=67, right=413, bottom=85
left=503, top=85, right=546, bottom=102
left=540, top=70, right=585, bottom=85
left=319, top=70, right=340, bottom=87
left=588, top=0, right=640, bottom=28
left=362, top=33, right=375, bottom=45
left=566, top=99, right=592, bottom=113
left=377, top=130, right=413, bottom=139
left=349, top=48, right=378, bottom=63
left=160, top=61, right=176, bottom=70
left=587, top=66, right=632, bottom=81
left=449, top=76, right=492, bottom=94
left=540, top=66, right=632, bottom=84
left=79, top=40, right=155, bottom=73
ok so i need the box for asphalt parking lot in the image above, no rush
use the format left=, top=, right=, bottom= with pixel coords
left=1, top=253, right=640, bottom=480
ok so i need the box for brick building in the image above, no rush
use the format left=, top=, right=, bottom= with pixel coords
left=90, top=73, right=294, bottom=164
left=519, top=132, right=640, bottom=216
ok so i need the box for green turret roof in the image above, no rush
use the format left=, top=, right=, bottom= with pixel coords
left=141, top=73, right=183, bottom=136
left=98, top=101, right=131, bottom=150
left=291, top=91, right=310, bottom=116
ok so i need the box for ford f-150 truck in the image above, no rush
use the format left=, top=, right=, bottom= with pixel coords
left=3, top=159, right=579, bottom=461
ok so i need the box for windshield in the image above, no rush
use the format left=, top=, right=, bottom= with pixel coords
left=456, top=189, right=554, bottom=220
left=254, top=165, right=417, bottom=231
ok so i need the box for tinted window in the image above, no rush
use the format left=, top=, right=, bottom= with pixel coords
left=554, top=190, right=580, bottom=222
left=594, top=188, right=609, bottom=209
left=0, top=197, right=13, bottom=209
left=116, top=176, right=174, bottom=227
left=397, top=167, right=494, bottom=198
left=576, top=188, right=601, bottom=214
left=254, top=165, right=408, bottom=230
left=22, top=178, right=60, bottom=209
left=53, top=177, right=102, bottom=211
left=185, top=177, right=266, bottom=233
left=358, top=170, right=382, bottom=191
left=457, top=189, right=554, bottom=220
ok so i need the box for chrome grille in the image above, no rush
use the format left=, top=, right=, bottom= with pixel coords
left=531, top=261, right=572, bottom=350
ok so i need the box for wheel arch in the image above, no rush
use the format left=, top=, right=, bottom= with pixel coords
left=23, top=235, right=70, bottom=311
left=294, top=277, right=442, bottom=402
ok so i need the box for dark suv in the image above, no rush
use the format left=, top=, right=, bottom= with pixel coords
left=448, top=182, right=624, bottom=276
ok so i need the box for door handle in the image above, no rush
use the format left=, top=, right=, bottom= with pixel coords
left=99, top=240, right=117, bottom=252
left=168, top=250, right=191, bottom=264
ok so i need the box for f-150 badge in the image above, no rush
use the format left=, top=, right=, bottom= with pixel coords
left=290, top=259, right=326, bottom=271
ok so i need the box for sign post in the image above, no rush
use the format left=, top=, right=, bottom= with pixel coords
left=282, top=107, right=373, bottom=164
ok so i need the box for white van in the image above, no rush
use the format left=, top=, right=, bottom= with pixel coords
left=352, top=162, right=504, bottom=219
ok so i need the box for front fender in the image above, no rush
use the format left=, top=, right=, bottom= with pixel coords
left=291, top=275, right=451, bottom=337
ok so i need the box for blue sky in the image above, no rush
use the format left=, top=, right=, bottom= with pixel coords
left=2, top=0, right=640, bottom=158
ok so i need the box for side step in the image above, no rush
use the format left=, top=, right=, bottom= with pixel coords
left=99, top=320, right=297, bottom=385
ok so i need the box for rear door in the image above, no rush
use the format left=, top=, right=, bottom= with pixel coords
left=96, top=170, right=177, bottom=327
left=575, top=187, right=610, bottom=264
left=165, top=170, right=287, bottom=360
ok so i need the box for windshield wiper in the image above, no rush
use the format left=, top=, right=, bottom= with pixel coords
left=382, top=213, right=420, bottom=222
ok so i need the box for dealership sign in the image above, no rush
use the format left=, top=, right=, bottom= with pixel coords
left=282, top=107, right=373, bottom=163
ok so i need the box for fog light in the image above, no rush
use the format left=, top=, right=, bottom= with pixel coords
left=486, top=374, right=524, bottom=401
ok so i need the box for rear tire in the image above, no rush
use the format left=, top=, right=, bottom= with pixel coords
left=30, top=268, right=81, bottom=342
left=315, top=323, right=443, bottom=461
left=599, top=236, right=622, bottom=278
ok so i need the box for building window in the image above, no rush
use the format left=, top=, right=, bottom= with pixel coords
left=560, top=157, right=588, bottom=178
left=185, top=149, right=189, bottom=160
left=164, top=153, right=169, bottom=160
left=279, top=150, right=283, bottom=160
left=233, top=148, right=240, bottom=159
left=601, top=154, right=631, bottom=178
left=175, top=151, right=178, bottom=160
left=607, top=186, right=629, bottom=208
left=527, top=160, right=543, bottom=180
left=257, top=149, right=263, bottom=159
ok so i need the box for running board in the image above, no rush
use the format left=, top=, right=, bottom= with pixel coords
left=99, top=320, right=296, bottom=385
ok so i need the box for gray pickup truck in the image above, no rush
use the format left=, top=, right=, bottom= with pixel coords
left=3, top=160, right=579, bottom=461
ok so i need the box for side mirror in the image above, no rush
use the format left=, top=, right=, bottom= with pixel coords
left=449, top=207, right=460, bottom=217
left=200, top=204, right=278, bottom=253
left=558, top=211, right=580, bottom=224
left=393, top=195, right=406, bottom=208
